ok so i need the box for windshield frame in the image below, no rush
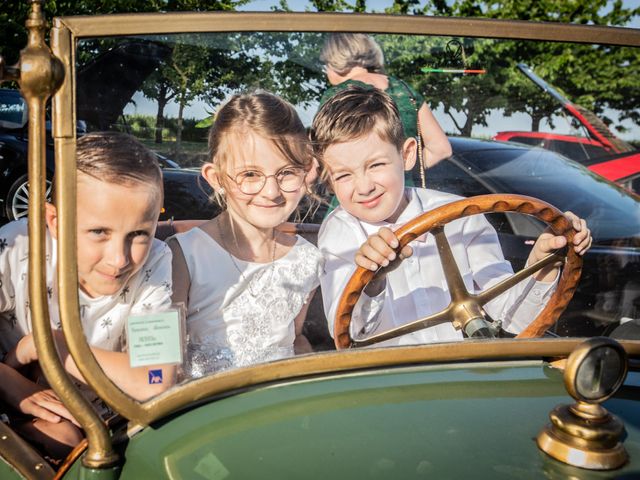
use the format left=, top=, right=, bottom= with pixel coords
left=44, top=9, right=640, bottom=433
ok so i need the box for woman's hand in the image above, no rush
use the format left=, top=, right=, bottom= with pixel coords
left=0, top=362, right=79, bottom=426
left=3, top=333, right=38, bottom=369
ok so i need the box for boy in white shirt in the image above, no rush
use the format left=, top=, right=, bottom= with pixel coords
left=311, top=86, right=592, bottom=346
left=0, top=132, right=174, bottom=460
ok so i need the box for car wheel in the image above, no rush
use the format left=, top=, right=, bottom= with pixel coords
left=5, top=174, right=53, bottom=220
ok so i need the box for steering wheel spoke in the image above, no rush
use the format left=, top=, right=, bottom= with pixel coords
left=433, top=227, right=471, bottom=302
left=353, top=309, right=453, bottom=347
left=476, top=250, right=566, bottom=304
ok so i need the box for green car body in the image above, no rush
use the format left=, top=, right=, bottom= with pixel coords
left=37, top=356, right=640, bottom=479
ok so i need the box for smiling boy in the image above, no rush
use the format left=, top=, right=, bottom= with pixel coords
left=0, top=132, right=174, bottom=459
left=311, top=86, right=591, bottom=345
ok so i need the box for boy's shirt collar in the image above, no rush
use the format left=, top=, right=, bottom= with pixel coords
left=389, top=188, right=426, bottom=226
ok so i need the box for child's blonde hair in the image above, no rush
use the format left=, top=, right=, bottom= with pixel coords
left=77, top=131, right=162, bottom=190
left=320, top=33, right=385, bottom=76
left=207, top=91, right=313, bottom=207
left=310, top=85, right=405, bottom=181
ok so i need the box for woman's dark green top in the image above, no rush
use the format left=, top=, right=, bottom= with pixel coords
left=319, top=76, right=425, bottom=139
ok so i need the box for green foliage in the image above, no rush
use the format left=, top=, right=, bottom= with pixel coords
left=134, top=31, right=324, bottom=151
left=417, top=0, right=640, bottom=133
left=0, top=0, right=249, bottom=64
left=123, top=114, right=205, bottom=142
left=2, top=0, right=637, bottom=142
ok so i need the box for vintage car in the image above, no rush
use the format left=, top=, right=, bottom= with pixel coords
left=0, top=3, right=639, bottom=479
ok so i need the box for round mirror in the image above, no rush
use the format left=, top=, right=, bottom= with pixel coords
left=566, top=338, right=628, bottom=403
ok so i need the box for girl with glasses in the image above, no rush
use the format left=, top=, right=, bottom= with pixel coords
left=168, top=91, right=324, bottom=378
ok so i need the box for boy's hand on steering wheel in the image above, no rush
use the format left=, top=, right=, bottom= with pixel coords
left=355, top=227, right=413, bottom=274
left=528, top=211, right=592, bottom=282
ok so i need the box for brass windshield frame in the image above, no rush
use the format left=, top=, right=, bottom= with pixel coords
left=44, top=11, right=640, bottom=468
left=54, top=12, right=640, bottom=46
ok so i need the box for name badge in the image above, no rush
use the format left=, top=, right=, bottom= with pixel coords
left=127, top=308, right=184, bottom=368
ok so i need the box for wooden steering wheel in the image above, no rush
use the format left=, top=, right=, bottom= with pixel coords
left=333, top=194, right=583, bottom=349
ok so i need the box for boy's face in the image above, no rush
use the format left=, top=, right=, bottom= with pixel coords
left=323, top=130, right=416, bottom=224
left=46, top=173, right=162, bottom=298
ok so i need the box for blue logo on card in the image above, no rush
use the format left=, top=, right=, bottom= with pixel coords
left=148, top=369, right=163, bottom=384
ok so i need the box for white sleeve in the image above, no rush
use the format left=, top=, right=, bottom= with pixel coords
left=130, top=239, right=173, bottom=316
left=0, top=221, right=26, bottom=314
left=318, top=216, right=386, bottom=339
left=462, top=214, right=557, bottom=333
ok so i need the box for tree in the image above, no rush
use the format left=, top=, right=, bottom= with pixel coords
left=419, top=0, right=640, bottom=134
left=0, top=0, right=247, bottom=66
left=3, top=0, right=637, bottom=140
left=142, top=70, right=176, bottom=144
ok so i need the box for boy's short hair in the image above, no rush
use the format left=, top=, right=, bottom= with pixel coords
left=76, top=132, right=162, bottom=189
left=320, top=33, right=385, bottom=76
left=311, top=85, right=405, bottom=175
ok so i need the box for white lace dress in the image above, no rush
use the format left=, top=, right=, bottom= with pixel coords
left=174, top=228, right=324, bottom=378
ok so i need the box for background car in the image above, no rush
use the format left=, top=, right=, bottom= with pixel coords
left=493, top=130, right=612, bottom=161
left=0, top=88, right=217, bottom=223
left=0, top=88, right=55, bottom=220
left=494, top=130, right=640, bottom=195
left=492, top=64, right=640, bottom=191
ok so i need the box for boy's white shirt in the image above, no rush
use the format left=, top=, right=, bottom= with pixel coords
left=318, top=188, right=558, bottom=345
left=0, top=219, right=173, bottom=356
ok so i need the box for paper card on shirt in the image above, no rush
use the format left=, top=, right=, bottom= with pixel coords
left=127, top=309, right=183, bottom=367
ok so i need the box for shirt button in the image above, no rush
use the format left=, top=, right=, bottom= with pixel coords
left=533, top=289, right=542, bottom=297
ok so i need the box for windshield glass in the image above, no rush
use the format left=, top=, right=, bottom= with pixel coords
left=429, top=141, right=640, bottom=240
left=72, top=29, right=640, bottom=387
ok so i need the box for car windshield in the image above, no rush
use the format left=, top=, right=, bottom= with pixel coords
left=66, top=26, right=640, bottom=389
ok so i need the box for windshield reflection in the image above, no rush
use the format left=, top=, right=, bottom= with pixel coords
left=70, top=30, right=640, bottom=385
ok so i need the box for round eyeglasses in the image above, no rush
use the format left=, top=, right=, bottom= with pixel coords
left=227, top=167, right=307, bottom=195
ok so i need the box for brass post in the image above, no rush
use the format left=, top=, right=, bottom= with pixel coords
left=19, top=0, right=119, bottom=470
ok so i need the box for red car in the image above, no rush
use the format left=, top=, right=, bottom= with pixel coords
left=492, top=131, right=612, bottom=162
left=493, top=64, right=639, bottom=191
